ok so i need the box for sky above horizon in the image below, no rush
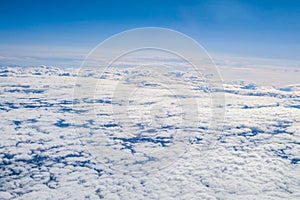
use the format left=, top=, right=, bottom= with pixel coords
left=0, top=0, right=299, bottom=67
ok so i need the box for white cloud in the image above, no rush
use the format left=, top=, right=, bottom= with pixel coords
left=0, top=66, right=299, bottom=199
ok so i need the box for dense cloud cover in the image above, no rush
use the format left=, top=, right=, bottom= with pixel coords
left=0, top=66, right=299, bottom=199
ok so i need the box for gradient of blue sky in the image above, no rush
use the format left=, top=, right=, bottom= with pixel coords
left=0, top=0, right=299, bottom=67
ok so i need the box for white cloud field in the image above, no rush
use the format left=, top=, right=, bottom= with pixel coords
left=0, top=63, right=299, bottom=199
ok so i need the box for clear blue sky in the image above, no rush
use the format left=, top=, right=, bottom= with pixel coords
left=0, top=0, right=299, bottom=67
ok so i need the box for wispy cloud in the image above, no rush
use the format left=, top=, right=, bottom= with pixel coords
left=0, top=45, right=87, bottom=67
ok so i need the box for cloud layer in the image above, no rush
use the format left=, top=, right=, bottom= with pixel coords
left=0, top=66, right=299, bottom=199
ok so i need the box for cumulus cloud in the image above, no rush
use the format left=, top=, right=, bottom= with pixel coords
left=0, top=66, right=299, bottom=199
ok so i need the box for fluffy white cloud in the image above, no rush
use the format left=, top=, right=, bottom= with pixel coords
left=0, top=65, right=299, bottom=199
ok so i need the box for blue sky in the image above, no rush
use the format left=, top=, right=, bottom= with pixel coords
left=0, top=0, right=299, bottom=67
